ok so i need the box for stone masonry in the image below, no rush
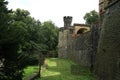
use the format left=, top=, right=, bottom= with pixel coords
left=58, top=16, right=99, bottom=67
left=95, top=0, right=120, bottom=80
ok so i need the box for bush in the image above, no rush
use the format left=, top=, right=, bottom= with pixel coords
left=28, top=56, right=39, bottom=66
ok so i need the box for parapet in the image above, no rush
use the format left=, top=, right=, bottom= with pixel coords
left=63, top=16, right=73, bottom=29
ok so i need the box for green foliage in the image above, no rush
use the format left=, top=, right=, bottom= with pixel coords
left=0, top=0, right=59, bottom=79
left=0, top=0, right=11, bottom=25
left=84, top=10, right=99, bottom=25
left=0, top=3, right=33, bottom=80
left=0, top=0, right=11, bottom=44
left=41, top=21, right=59, bottom=51
left=27, top=56, right=39, bottom=65
left=0, top=1, right=59, bottom=79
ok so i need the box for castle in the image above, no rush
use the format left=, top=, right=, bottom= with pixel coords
left=58, top=0, right=120, bottom=80
left=58, top=16, right=99, bottom=68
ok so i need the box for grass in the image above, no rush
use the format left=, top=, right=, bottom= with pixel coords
left=36, top=58, right=95, bottom=80
left=23, top=66, right=39, bottom=80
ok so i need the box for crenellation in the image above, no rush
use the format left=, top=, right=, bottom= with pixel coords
left=58, top=16, right=94, bottom=67
left=63, top=16, right=72, bottom=29
left=58, top=1, right=120, bottom=80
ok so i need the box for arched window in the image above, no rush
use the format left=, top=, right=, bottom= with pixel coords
left=77, top=28, right=88, bottom=34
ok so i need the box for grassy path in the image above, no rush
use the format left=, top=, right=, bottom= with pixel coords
left=23, top=66, right=39, bottom=80
left=36, top=58, right=95, bottom=80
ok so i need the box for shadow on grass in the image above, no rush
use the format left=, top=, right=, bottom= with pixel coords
left=37, top=58, right=95, bottom=80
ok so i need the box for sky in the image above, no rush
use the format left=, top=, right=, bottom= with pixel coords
left=6, top=0, right=99, bottom=27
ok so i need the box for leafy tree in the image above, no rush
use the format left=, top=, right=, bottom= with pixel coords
left=0, top=7, right=30, bottom=80
left=41, top=21, right=58, bottom=51
left=40, top=21, right=59, bottom=58
left=0, top=0, right=13, bottom=79
left=83, top=10, right=99, bottom=25
left=0, top=0, right=11, bottom=43
left=0, top=1, right=59, bottom=79
left=0, top=0, right=25, bottom=80
left=0, top=6, right=40, bottom=79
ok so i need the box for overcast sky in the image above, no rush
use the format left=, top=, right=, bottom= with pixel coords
left=6, top=0, right=99, bottom=27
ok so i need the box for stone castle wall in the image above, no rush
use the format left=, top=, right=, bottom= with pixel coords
left=95, top=1, right=120, bottom=80
left=58, top=23, right=99, bottom=68
left=69, top=32, right=91, bottom=67
left=58, top=28, right=92, bottom=67
left=58, top=1, right=120, bottom=80
left=58, top=30, right=69, bottom=58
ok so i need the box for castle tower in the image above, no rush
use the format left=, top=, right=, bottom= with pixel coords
left=63, top=16, right=72, bottom=29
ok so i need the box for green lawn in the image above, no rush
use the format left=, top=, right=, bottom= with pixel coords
left=36, top=58, right=95, bottom=80
left=23, top=66, right=39, bottom=80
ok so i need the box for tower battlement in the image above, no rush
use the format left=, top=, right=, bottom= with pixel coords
left=63, top=16, right=72, bottom=29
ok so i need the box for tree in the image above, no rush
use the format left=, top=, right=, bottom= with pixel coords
left=83, top=10, right=99, bottom=25
left=0, top=7, right=40, bottom=79
left=0, top=0, right=11, bottom=43
left=0, top=0, right=13, bottom=79
left=0, top=1, right=59, bottom=79
left=0, top=7, right=30, bottom=80
left=41, top=21, right=58, bottom=51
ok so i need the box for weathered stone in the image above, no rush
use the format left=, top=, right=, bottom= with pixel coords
left=58, top=21, right=92, bottom=67
left=58, top=16, right=100, bottom=73
left=89, top=24, right=99, bottom=72
left=95, top=1, right=120, bottom=80
left=63, top=16, right=72, bottom=29
left=58, top=30, right=69, bottom=58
